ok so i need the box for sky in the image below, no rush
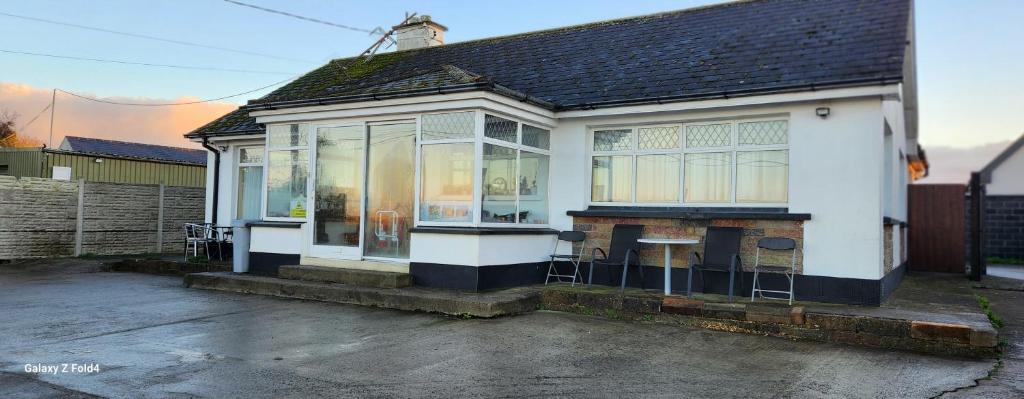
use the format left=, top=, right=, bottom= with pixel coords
left=0, top=0, right=1021, bottom=182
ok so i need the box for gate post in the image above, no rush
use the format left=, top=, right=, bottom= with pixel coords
left=968, top=172, right=986, bottom=281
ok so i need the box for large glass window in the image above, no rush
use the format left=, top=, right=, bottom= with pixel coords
left=419, top=112, right=477, bottom=223
left=479, top=115, right=551, bottom=225
left=266, top=124, right=309, bottom=218
left=590, top=120, right=788, bottom=205
left=236, top=146, right=264, bottom=219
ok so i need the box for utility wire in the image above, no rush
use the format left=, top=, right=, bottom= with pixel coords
left=0, top=49, right=295, bottom=75
left=0, top=11, right=313, bottom=64
left=222, top=0, right=382, bottom=34
left=54, top=75, right=297, bottom=106
left=18, top=103, right=52, bottom=131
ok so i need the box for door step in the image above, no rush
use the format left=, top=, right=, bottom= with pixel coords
left=279, top=264, right=411, bottom=288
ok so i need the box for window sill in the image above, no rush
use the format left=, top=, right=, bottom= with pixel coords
left=410, top=226, right=559, bottom=235
left=567, top=206, right=811, bottom=221
left=246, top=221, right=305, bottom=229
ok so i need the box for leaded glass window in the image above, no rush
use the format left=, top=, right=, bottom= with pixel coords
left=738, top=120, right=788, bottom=146
left=593, top=129, right=632, bottom=151
left=484, top=115, right=518, bottom=143
left=638, top=126, right=680, bottom=150
left=685, top=123, right=731, bottom=148
left=422, top=111, right=475, bottom=141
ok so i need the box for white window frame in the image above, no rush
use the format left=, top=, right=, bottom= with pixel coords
left=234, top=143, right=265, bottom=220
left=479, top=112, right=552, bottom=227
left=586, top=118, right=789, bottom=208
left=416, top=109, right=480, bottom=227
left=262, top=123, right=311, bottom=222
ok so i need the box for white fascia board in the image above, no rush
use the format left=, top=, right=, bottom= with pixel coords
left=556, top=84, right=901, bottom=119
left=250, top=92, right=556, bottom=127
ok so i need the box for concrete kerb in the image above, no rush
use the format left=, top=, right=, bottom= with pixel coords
left=178, top=271, right=998, bottom=358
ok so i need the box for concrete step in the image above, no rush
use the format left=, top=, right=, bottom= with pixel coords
left=185, top=272, right=540, bottom=318
left=279, top=265, right=411, bottom=288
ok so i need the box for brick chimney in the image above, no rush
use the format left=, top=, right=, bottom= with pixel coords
left=393, top=15, right=447, bottom=51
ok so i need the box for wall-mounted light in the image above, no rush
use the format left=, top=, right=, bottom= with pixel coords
left=815, top=107, right=831, bottom=119
left=94, top=158, right=104, bottom=163
left=218, top=145, right=228, bottom=152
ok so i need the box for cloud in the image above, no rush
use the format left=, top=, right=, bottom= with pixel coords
left=916, top=139, right=1017, bottom=184
left=0, top=81, right=237, bottom=149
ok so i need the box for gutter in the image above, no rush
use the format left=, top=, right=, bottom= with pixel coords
left=201, top=137, right=220, bottom=225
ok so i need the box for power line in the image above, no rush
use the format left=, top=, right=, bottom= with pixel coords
left=222, top=0, right=382, bottom=34
left=18, top=103, right=52, bottom=132
left=0, top=49, right=295, bottom=75
left=0, top=11, right=313, bottom=64
left=55, top=75, right=296, bottom=106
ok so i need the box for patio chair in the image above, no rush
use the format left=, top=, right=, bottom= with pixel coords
left=751, top=237, right=798, bottom=305
left=545, top=231, right=587, bottom=286
left=184, top=223, right=220, bottom=262
left=588, top=224, right=645, bottom=291
left=687, top=226, right=744, bottom=302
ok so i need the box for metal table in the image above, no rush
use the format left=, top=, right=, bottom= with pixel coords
left=637, top=238, right=700, bottom=295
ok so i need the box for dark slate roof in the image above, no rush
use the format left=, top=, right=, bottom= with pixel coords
left=980, top=132, right=1024, bottom=183
left=189, top=0, right=911, bottom=137
left=61, top=136, right=207, bottom=165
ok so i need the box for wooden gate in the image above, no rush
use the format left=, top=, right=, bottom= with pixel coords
left=908, top=184, right=966, bottom=273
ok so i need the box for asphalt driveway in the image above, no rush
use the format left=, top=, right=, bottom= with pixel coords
left=0, top=259, right=997, bottom=398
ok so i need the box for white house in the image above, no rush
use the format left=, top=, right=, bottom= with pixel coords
left=188, top=0, right=922, bottom=305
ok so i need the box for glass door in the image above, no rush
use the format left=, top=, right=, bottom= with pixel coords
left=363, top=122, right=416, bottom=259
left=309, top=125, right=364, bottom=258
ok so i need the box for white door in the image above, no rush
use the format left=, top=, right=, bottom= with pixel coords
left=308, top=124, right=365, bottom=259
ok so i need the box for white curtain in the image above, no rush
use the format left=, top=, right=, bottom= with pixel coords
left=238, top=166, right=263, bottom=219
left=736, top=150, right=788, bottom=203
left=684, top=152, right=731, bottom=202
left=636, top=154, right=680, bottom=202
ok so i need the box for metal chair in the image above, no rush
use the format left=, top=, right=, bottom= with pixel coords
left=687, top=226, right=744, bottom=302
left=184, top=223, right=220, bottom=262
left=545, top=231, right=587, bottom=286
left=751, top=237, right=798, bottom=305
left=588, top=224, right=645, bottom=291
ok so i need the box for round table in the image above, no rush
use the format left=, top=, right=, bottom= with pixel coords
left=637, top=238, right=700, bottom=295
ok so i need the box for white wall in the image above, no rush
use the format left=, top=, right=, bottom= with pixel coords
left=989, top=144, right=1024, bottom=195
left=410, top=233, right=555, bottom=266
left=250, top=226, right=302, bottom=254
left=553, top=98, right=887, bottom=279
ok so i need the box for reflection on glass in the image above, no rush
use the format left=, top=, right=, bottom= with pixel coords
left=684, top=152, right=731, bottom=202
left=420, top=143, right=474, bottom=222
left=266, top=150, right=308, bottom=217
left=268, top=124, right=308, bottom=147
left=314, top=126, right=363, bottom=247
left=364, top=123, right=416, bottom=259
left=518, top=151, right=549, bottom=224
left=636, top=154, right=680, bottom=202
left=481, top=144, right=517, bottom=223
left=591, top=155, right=632, bottom=202
left=737, top=150, right=788, bottom=203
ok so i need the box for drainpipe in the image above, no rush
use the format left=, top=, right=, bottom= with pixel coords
left=201, top=137, right=220, bottom=225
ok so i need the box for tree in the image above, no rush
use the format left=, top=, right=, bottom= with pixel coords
left=0, top=109, right=43, bottom=148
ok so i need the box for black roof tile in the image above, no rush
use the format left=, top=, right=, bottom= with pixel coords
left=189, top=0, right=910, bottom=137
left=62, top=136, right=206, bottom=165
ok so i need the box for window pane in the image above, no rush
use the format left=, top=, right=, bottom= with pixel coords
left=593, top=129, right=631, bottom=151
left=522, top=124, right=550, bottom=150
left=266, top=149, right=309, bottom=218
left=684, top=152, right=731, bottom=202
left=268, top=124, right=308, bottom=148
left=484, top=114, right=518, bottom=143
left=314, top=126, right=363, bottom=246
left=481, top=144, right=517, bottom=223
left=636, top=154, right=680, bottom=202
left=422, top=111, right=475, bottom=141
left=738, top=120, right=788, bottom=146
left=638, top=126, right=680, bottom=150
left=685, top=123, right=731, bottom=148
left=591, top=155, right=632, bottom=202
left=239, top=146, right=264, bottom=164
left=237, top=166, right=263, bottom=219
left=420, top=143, right=475, bottom=222
left=519, top=151, right=549, bottom=224
left=737, top=150, right=788, bottom=203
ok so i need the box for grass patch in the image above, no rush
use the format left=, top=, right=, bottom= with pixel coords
left=987, top=256, right=1024, bottom=265
left=976, top=294, right=1005, bottom=329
